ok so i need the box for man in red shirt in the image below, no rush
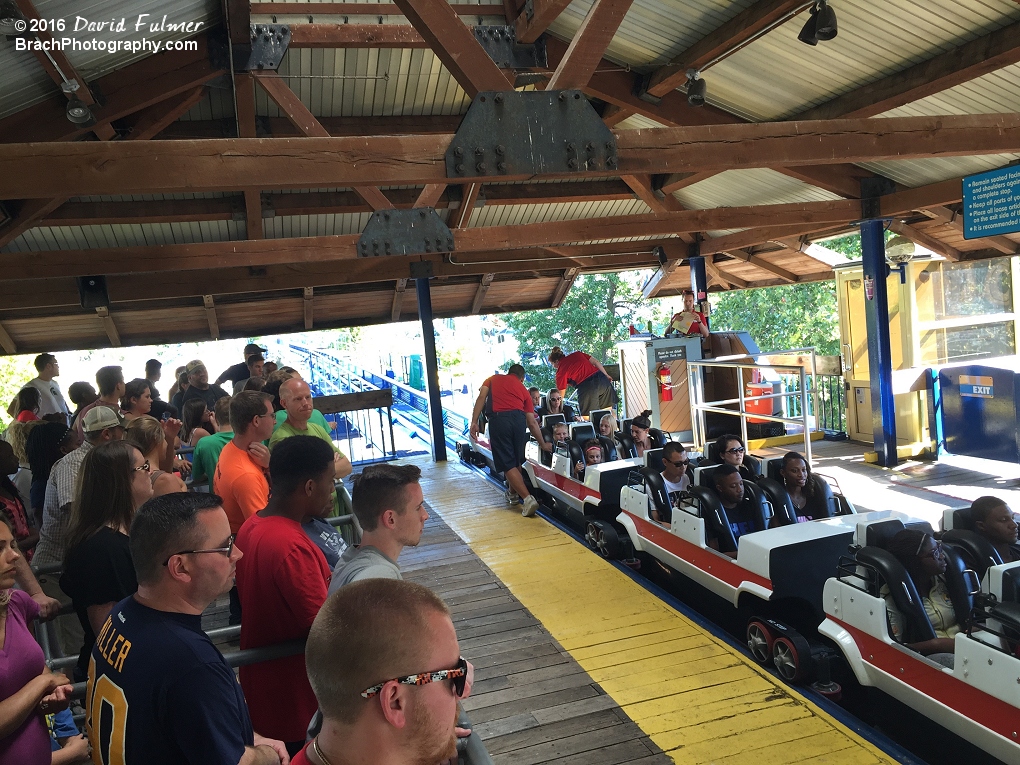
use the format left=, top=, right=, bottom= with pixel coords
left=547, top=347, right=617, bottom=415
left=469, top=364, right=550, bottom=517
left=236, top=435, right=336, bottom=755
left=666, top=290, right=710, bottom=338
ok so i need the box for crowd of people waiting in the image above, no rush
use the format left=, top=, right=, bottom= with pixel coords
left=0, top=348, right=473, bottom=765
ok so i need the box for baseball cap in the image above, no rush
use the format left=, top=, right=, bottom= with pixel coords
left=244, top=343, right=267, bottom=355
left=84, top=405, right=125, bottom=433
left=186, top=360, right=206, bottom=374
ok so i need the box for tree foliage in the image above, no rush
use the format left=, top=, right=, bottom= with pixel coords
left=502, top=272, right=664, bottom=390
left=0, top=355, right=40, bottom=429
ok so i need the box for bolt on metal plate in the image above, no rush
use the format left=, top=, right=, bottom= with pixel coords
left=357, top=208, right=455, bottom=258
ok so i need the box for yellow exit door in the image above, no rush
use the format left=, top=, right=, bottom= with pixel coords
left=836, top=268, right=916, bottom=444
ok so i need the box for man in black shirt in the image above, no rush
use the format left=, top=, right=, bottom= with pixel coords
left=710, top=464, right=756, bottom=558
left=87, top=492, right=288, bottom=765
left=971, top=495, right=1020, bottom=562
left=216, top=344, right=268, bottom=388
left=182, top=360, right=230, bottom=410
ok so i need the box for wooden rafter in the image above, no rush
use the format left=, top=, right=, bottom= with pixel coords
left=471, top=273, right=496, bottom=313
left=0, top=198, right=67, bottom=250
left=450, top=184, right=482, bottom=229
left=796, top=21, right=1020, bottom=121
left=203, top=295, right=220, bottom=340
left=304, top=287, right=315, bottom=329
left=726, top=248, right=800, bottom=282
left=96, top=307, right=121, bottom=347
left=659, top=172, right=716, bottom=195
left=234, top=73, right=264, bottom=240
left=0, top=323, right=17, bottom=354
left=123, top=87, right=207, bottom=141
left=546, top=0, right=636, bottom=90
left=551, top=268, right=581, bottom=307
left=515, top=0, right=574, bottom=44
left=390, top=0, right=512, bottom=96
left=918, top=207, right=1019, bottom=255
left=414, top=184, right=448, bottom=208
left=6, top=115, right=1011, bottom=197
left=13, top=0, right=117, bottom=140
left=159, top=115, right=466, bottom=139
left=252, top=70, right=392, bottom=211
left=706, top=258, right=749, bottom=290
left=391, top=278, right=409, bottom=321
left=644, top=0, right=808, bottom=99
left=621, top=175, right=682, bottom=213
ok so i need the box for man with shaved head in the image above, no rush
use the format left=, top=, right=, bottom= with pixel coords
left=296, top=579, right=466, bottom=765
left=269, top=377, right=352, bottom=482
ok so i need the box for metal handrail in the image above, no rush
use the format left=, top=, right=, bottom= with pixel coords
left=688, top=358, right=812, bottom=463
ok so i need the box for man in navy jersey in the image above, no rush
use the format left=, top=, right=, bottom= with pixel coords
left=86, top=493, right=289, bottom=765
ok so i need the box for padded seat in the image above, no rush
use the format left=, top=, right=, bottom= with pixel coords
left=570, top=423, right=597, bottom=443
left=952, top=507, right=976, bottom=531
left=597, top=435, right=618, bottom=462
left=688, top=481, right=771, bottom=554
left=757, top=475, right=836, bottom=525
left=643, top=467, right=672, bottom=524
left=856, top=546, right=938, bottom=644
left=943, top=529, right=1003, bottom=581
left=542, top=413, right=566, bottom=428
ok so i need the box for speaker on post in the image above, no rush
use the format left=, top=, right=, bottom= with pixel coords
left=77, top=276, right=110, bottom=310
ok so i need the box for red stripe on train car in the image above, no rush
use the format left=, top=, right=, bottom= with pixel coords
left=623, top=510, right=773, bottom=591
left=530, top=461, right=601, bottom=502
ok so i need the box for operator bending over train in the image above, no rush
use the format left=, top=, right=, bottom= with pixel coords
left=708, top=465, right=757, bottom=558
left=546, top=347, right=617, bottom=416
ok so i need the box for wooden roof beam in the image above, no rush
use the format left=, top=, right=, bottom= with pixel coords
left=471, top=273, right=496, bottom=313
left=919, top=206, right=1019, bottom=255
left=391, top=278, right=408, bottom=321
left=0, top=322, right=17, bottom=354
left=13, top=0, right=117, bottom=140
left=304, top=287, right=315, bottom=329
left=796, top=20, right=1020, bottom=121
left=253, top=70, right=392, bottom=210
left=122, top=87, right=207, bottom=141
left=96, top=307, right=121, bottom=347
left=725, top=248, right=799, bottom=282
left=551, top=268, right=581, bottom=307
left=158, top=115, right=466, bottom=138
left=515, top=0, right=573, bottom=44
left=621, top=175, right=683, bottom=213
left=391, top=0, right=513, bottom=96
left=6, top=115, right=1011, bottom=197
left=706, top=258, right=748, bottom=289
left=546, top=0, right=636, bottom=90
left=203, top=295, right=220, bottom=340
left=643, top=0, right=809, bottom=99
left=414, top=184, right=448, bottom=208
left=450, top=183, right=482, bottom=228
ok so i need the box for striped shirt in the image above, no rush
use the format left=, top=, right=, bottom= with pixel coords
left=33, top=442, right=94, bottom=566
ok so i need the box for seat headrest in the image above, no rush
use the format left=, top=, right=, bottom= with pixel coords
left=621, top=419, right=633, bottom=435
left=539, top=395, right=547, bottom=411
left=765, top=458, right=784, bottom=481
left=648, top=429, right=666, bottom=448
left=856, top=546, right=937, bottom=643
left=953, top=507, right=976, bottom=531
left=705, top=441, right=721, bottom=463
left=943, top=528, right=1003, bottom=579
left=644, top=447, right=665, bottom=474
left=542, top=413, right=566, bottom=427
left=589, top=409, right=611, bottom=429
left=571, top=423, right=597, bottom=443
left=597, top=435, right=618, bottom=462
left=865, top=519, right=905, bottom=549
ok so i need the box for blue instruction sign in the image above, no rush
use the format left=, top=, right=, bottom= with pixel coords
left=963, top=165, right=1020, bottom=239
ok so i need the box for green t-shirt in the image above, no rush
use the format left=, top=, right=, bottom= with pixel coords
left=274, top=408, right=331, bottom=433
left=190, top=430, right=233, bottom=485
left=268, top=420, right=343, bottom=454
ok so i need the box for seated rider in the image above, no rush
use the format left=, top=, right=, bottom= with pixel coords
left=665, top=291, right=710, bottom=338
left=709, top=465, right=755, bottom=558
left=970, top=495, right=1020, bottom=563
left=883, top=529, right=959, bottom=668
left=779, top=451, right=821, bottom=522
left=658, top=442, right=690, bottom=517
left=630, top=410, right=654, bottom=459
left=573, top=439, right=603, bottom=481
left=598, top=413, right=618, bottom=438
left=528, top=387, right=542, bottom=410
left=537, top=389, right=576, bottom=422
left=713, top=434, right=755, bottom=480
left=550, top=423, right=570, bottom=445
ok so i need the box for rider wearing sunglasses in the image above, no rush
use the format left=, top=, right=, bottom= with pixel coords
left=301, top=578, right=473, bottom=765
left=660, top=442, right=691, bottom=506
left=713, top=434, right=756, bottom=480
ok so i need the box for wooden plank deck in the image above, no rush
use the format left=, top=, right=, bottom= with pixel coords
left=401, top=504, right=672, bottom=764
left=415, top=457, right=901, bottom=765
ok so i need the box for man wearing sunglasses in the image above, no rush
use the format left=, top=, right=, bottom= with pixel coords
left=299, top=579, right=466, bottom=765
left=660, top=442, right=691, bottom=511
left=87, top=492, right=289, bottom=765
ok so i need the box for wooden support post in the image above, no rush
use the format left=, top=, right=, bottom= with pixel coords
left=96, top=307, right=121, bottom=346
left=471, top=273, right=495, bottom=313
left=303, top=286, right=315, bottom=329
left=203, top=295, right=220, bottom=339
left=391, top=278, right=408, bottom=322
left=244, top=189, right=264, bottom=240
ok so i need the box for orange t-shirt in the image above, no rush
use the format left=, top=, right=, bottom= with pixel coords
left=213, top=441, right=269, bottom=534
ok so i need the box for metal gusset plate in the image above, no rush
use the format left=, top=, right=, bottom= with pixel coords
left=233, top=24, right=291, bottom=72
left=357, top=209, right=455, bottom=257
left=446, top=90, right=617, bottom=178
left=471, top=25, right=547, bottom=69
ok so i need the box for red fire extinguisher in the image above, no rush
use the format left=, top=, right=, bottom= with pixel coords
left=657, top=364, right=673, bottom=402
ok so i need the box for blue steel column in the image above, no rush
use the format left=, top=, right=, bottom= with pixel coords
left=688, top=242, right=707, bottom=306
left=860, top=220, right=897, bottom=467
left=415, top=277, right=448, bottom=462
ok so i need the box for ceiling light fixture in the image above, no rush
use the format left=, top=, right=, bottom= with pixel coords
left=799, top=1, right=838, bottom=46
left=686, top=70, right=706, bottom=107
left=65, top=97, right=93, bottom=124
left=0, top=0, right=25, bottom=35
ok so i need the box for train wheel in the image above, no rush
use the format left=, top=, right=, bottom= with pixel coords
left=584, top=521, right=602, bottom=551
left=596, top=524, right=622, bottom=560
left=746, top=619, right=774, bottom=665
left=772, top=636, right=807, bottom=683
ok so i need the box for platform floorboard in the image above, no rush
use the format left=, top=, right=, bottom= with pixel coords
left=399, top=497, right=672, bottom=764
left=414, top=457, right=902, bottom=765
